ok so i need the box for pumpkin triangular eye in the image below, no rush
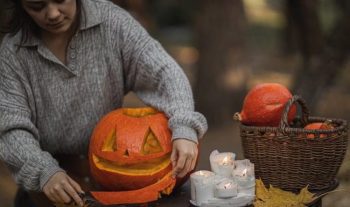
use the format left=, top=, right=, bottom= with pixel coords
left=102, top=129, right=117, bottom=152
left=142, top=128, right=163, bottom=155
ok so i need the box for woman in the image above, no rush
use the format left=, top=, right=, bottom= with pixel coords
left=0, top=0, right=208, bottom=206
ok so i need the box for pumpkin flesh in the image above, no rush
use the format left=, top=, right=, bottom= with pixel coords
left=91, top=172, right=176, bottom=205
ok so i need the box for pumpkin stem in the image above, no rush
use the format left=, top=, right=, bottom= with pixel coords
left=123, top=107, right=158, bottom=117
left=233, top=112, right=242, bottom=122
left=324, top=119, right=333, bottom=126
left=321, top=119, right=334, bottom=130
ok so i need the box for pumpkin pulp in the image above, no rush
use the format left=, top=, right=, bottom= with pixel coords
left=92, top=153, right=171, bottom=175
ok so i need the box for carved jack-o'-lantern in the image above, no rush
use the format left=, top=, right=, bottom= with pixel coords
left=89, top=107, right=173, bottom=192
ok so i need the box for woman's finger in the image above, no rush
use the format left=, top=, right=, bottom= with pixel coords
left=170, top=148, right=178, bottom=169
left=178, top=156, right=192, bottom=178
left=173, top=153, right=187, bottom=177
left=68, top=176, right=84, bottom=194
left=46, top=190, right=60, bottom=204
left=50, top=183, right=67, bottom=204
left=63, top=180, right=84, bottom=206
left=190, top=150, right=198, bottom=172
left=55, top=182, right=72, bottom=204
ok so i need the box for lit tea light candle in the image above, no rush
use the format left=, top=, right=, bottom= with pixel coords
left=210, top=150, right=235, bottom=178
left=214, top=178, right=238, bottom=198
left=190, top=170, right=215, bottom=205
left=233, top=159, right=255, bottom=193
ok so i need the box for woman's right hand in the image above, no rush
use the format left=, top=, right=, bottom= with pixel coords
left=43, top=171, right=84, bottom=206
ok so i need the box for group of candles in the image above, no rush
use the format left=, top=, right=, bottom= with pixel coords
left=190, top=150, right=255, bottom=206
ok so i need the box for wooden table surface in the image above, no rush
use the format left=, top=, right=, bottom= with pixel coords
left=86, top=181, right=193, bottom=207
left=145, top=181, right=193, bottom=207
left=96, top=179, right=339, bottom=207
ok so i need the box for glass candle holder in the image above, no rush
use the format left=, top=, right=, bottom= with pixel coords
left=210, top=150, right=235, bottom=178
left=190, top=170, right=216, bottom=205
left=214, top=178, right=238, bottom=198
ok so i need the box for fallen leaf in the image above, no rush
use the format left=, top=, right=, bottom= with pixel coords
left=254, top=179, right=315, bottom=207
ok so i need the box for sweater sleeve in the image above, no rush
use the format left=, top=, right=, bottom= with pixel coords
left=0, top=56, right=64, bottom=191
left=117, top=11, right=208, bottom=143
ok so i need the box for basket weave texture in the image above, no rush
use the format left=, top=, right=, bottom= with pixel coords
left=239, top=95, right=348, bottom=191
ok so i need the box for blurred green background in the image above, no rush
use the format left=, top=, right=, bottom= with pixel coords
left=0, top=0, right=349, bottom=206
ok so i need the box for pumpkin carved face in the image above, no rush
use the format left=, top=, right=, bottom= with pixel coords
left=89, top=107, right=173, bottom=191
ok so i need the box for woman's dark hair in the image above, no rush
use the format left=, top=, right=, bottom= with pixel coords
left=0, top=0, right=82, bottom=47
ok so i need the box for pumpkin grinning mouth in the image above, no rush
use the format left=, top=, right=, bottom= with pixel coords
left=92, top=153, right=171, bottom=175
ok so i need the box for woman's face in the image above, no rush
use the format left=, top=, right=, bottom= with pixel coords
left=21, top=0, right=77, bottom=35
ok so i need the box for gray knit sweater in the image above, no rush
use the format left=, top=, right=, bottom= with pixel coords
left=0, top=0, right=207, bottom=191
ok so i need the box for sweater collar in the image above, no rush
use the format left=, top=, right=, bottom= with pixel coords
left=16, top=0, right=103, bottom=47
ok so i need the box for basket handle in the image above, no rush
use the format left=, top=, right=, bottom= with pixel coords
left=279, top=95, right=310, bottom=132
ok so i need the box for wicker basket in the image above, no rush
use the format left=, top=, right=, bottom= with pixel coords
left=238, top=95, right=348, bottom=191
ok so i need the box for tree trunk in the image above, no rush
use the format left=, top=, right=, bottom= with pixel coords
left=284, top=0, right=324, bottom=57
left=291, top=0, right=350, bottom=110
left=194, top=0, right=248, bottom=127
left=111, top=0, right=156, bottom=31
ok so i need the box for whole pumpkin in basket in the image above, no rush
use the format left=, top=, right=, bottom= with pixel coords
left=234, top=83, right=297, bottom=126
left=304, top=120, right=334, bottom=138
left=88, top=107, right=192, bottom=204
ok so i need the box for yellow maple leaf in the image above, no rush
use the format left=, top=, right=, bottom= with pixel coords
left=254, top=179, right=315, bottom=207
left=255, top=179, right=271, bottom=200
left=297, top=185, right=315, bottom=204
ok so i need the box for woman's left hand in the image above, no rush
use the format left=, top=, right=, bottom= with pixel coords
left=171, top=138, right=198, bottom=178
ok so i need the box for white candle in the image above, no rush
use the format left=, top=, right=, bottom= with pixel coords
left=214, top=178, right=238, bottom=198
left=235, top=171, right=255, bottom=188
left=233, top=159, right=255, bottom=195
left=210, top=150, right=235, bottom=178
left=233, top=160, right=254, bottom=178
left=190, top=170, right=215, bottom=205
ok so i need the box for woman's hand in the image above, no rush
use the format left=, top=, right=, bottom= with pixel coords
left=171, top=138, right=198, bottom=178
left=43, top=171, right=84, bottom=206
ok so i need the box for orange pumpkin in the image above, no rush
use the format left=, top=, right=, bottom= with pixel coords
left=304, top=121, right=334, bottom=138
left=234, top=83, right=296, bottom=126
left=89, top=107, right=173, bottom=191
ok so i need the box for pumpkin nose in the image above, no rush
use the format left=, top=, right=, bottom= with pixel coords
left=124, top=150, right=130, bottom=157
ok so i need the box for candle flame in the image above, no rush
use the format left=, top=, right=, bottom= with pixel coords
left=199, top=171, right=204, bottom=176
left=242, top=168, right=247, bottom=176
left=222, top=156, right=230, bottom=165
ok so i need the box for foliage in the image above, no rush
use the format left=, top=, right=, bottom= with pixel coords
left=254, top=179, right=315, bottom=207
